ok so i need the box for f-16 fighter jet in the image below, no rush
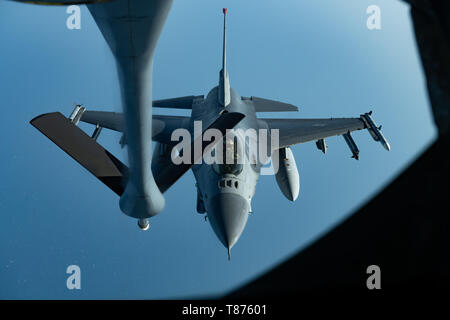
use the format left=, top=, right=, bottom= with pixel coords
left=29, top=6, right=390, bottom=259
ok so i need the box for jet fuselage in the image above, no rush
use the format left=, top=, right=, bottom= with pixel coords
left=191, top=86, right=264, bottom=252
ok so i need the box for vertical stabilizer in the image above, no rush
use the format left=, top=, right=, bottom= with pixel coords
left=219, top=8, right=231, bottom=107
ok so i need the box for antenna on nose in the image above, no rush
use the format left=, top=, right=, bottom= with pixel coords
left=219, top=8, right=231, bottom=107
left=227, top=246, right=231, bottom=261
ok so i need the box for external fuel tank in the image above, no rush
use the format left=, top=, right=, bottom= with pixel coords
left=274, top=147, right=300, bottom=201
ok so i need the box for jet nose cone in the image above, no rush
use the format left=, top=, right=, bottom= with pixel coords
left=207, top=193, right=249, bottom=249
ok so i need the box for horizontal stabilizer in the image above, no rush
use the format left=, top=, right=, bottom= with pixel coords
left=242, top=96, right=298, bottom=112
left=30, top=112, right=128, bottom=196
left=153, top=95, right=204, bottom=109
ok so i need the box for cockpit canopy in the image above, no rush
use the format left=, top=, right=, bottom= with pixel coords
left=212, top=135, right=243, bottom=176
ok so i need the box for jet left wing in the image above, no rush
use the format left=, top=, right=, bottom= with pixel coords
left=260, top=117, right=366, bottom=148
left=80, top=111, right=190, bottom=144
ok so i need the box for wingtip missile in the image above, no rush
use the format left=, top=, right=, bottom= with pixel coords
left=361, top=112, right=391, bottom=151
left=382, top=139, right=391, bottom=151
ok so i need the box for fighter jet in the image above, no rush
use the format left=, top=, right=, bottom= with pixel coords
left=30, top=8, right=390, bottom=259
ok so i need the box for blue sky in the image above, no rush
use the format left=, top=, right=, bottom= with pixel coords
left=0, top=0, right=436, bottom=299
